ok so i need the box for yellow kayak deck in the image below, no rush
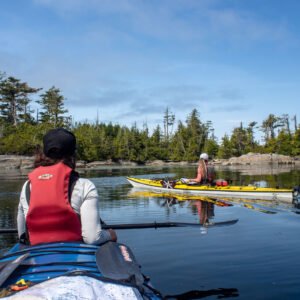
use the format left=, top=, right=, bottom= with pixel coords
left=127, top=177, right=294, bottom=202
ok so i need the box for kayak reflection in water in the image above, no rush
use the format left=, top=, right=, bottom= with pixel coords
left=17, top=128, right=117, bottom=246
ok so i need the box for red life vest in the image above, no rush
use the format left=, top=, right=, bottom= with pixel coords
left=26, top=162, right=82, bottom=245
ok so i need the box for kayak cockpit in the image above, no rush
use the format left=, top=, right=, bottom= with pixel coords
left=0, top=242, right=162, bottom=299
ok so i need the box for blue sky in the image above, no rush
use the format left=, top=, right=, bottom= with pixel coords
left=1, top=0, right=300, bottom=142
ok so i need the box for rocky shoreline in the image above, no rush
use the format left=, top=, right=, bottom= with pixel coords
left=0, top=153, right=299, bottom=172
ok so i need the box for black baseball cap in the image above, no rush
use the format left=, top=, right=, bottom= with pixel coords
left=43, top=128, right=76, bottom=159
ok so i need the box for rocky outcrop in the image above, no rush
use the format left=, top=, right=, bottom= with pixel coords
left=215, top=153, right=295, bottom=166
left=0, top=155, right=34, bottom=170
left=85, top=160, right=139, bottom=169
left=145, top=160, right=191, bottom=166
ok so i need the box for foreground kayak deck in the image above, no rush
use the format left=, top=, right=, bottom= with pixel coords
left=0, top=242, right=162, bottom=299
left=127, top=177, right=298, bottom=203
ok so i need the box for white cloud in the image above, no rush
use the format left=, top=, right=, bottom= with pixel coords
left=32, top=0, right=293, bottom=44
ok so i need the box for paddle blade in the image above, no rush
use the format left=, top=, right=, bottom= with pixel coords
left=96, top=242, right=144, bottom=286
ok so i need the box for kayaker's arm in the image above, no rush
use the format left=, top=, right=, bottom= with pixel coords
left=79, top=179, right=117, bottom=244
left=17, top=180, right=30, bottom=239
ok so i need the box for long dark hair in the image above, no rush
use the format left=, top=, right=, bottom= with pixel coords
left=34, top=145, right=76, bottom=169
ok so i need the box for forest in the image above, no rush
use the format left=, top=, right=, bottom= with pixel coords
left=0, top=71, right=299, bottom=162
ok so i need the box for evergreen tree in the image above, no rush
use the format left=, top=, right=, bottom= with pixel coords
left=140, top=123, right=150, bottom=161
left=37, top=86, right=68, bottom=127
left=169, top=121, right=187, bottom=161
left=292, top=128, right=300, bottom=156
left=114, top=126, right=130, bottom=160
left=261, top=114, right=283, bottom=141
left=246, top=121, right=258, bottom=151
left=0, top=76, right=40, bottom=126
left=127, top=123, right=147, bottom=162
left=203, top=138, right=219, bottom=158
left=291, top=115, right=298, bottom=132
left=148, top=125, right=166, bottom=160
left=217, top=134, right=233, bottom=158
left=97, top=124, right=113, bottom=160
left=163, top=107, right=175, bottom=142
left=280, top=114, right=292, bottom=138
left=73, top=123, right=98, bottom=161
left=230, top=123, right=248, bottom=156
left=184, top=109, right=207, bottom=161
left=202, top=121, right=219, bottom=157
left=275, top=129, right=292, bottom=155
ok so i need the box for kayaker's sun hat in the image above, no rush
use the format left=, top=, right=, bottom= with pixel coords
left=43, top=128, right=76, bottom=159
left=199, top=153, right=209, bottom=161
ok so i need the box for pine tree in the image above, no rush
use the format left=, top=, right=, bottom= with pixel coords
left=274, top=129, right=292, bottom=155
left=37, top=86, right=68, bottom=127
left=292, top=128, right=300, bottom=156
left=163, top=107, right=175, bottom=142
left=169, top=121, right=187, bottom=161
left=0, top=76, right=40, bottom=126
left=149, top=125, right=166, bottom=160
left=184, top=109, right=208, bottom=161
left=246, top=121, right=258, bottom=152
left=217, top=134, right=233, bottom=158
left=230, top=123, right=248, bottom=156
left=261, top=114, right=283, bottom=141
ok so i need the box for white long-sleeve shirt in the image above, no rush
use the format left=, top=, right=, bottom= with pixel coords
left=17, top=178, right=112, bottom=245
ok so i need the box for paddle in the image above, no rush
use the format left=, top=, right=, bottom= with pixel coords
left=0, top=253, right=29, bottom=287
left=0, top=219, right=238, bottom=234
left=164, top=287, right=239, bottom=299
left=96, top=241, right=144, bottom=286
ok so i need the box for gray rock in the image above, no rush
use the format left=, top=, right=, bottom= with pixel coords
left=221, top=153, right=294, bottom=166
left=0, top=155, right=34, bottom=170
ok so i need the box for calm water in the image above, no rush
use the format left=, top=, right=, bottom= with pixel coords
left=1, top=165, right=300, bottom=299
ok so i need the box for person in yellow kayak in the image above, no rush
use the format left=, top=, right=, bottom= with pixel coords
left=17, top=128, right=117, bottom=246
left=181, top=153, right=215, bottom=185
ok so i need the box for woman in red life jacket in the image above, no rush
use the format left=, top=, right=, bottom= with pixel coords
left=181, top=153, right=215, bottom=185
left=17, top=128, right=117, bottom=246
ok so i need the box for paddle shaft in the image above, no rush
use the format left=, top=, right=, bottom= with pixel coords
left=0, top=219, right=238, bottom=234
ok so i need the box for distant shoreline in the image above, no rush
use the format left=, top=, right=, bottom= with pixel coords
left=0, top=153, right=299, bottom=175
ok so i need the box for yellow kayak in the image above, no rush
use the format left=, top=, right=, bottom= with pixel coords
left=127, top=177, right=299, bottom=203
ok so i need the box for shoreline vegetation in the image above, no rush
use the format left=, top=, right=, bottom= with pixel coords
left=1, top=72, right=299, bottom=167
left=1, top=153, right=299, bottom=175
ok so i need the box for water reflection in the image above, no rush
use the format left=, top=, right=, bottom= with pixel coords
left=160, top=198, right=219, bottom=226
left=128, top=189, right=239, bottom=231
left=218, top=195, right=300, bottom=215
left=192, top=201, right=214, bottom=225
left=128, top=186, right=300, bottom=226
